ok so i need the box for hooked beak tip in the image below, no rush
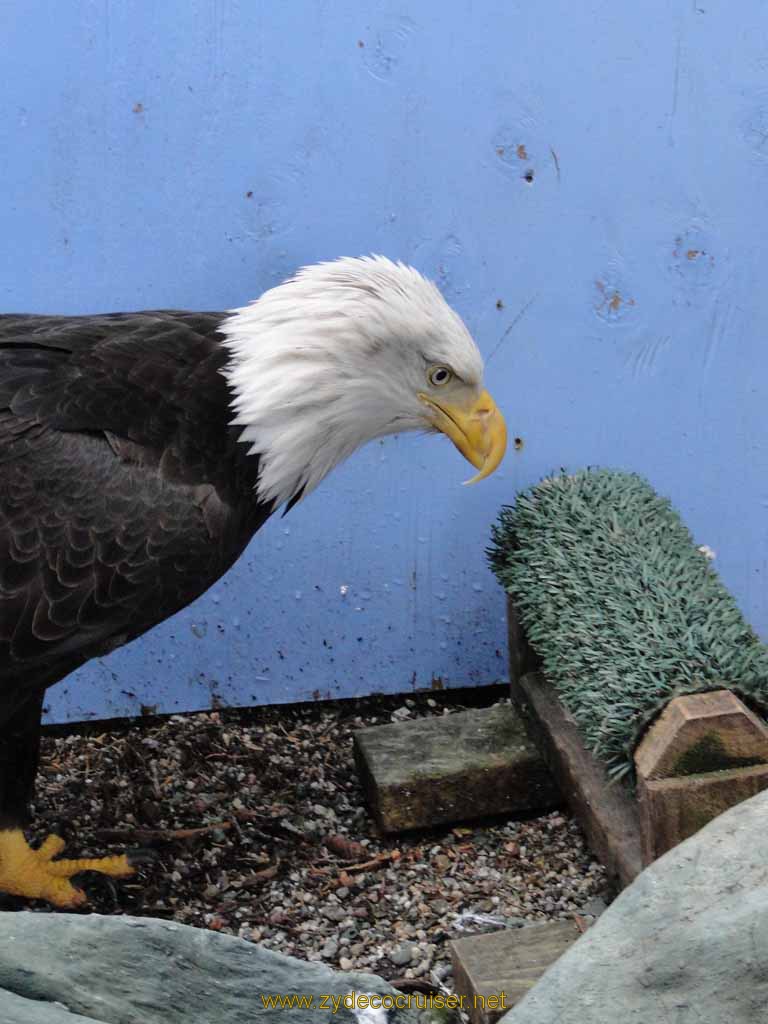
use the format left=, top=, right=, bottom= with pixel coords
left=420, top=389, right=507, bottom=483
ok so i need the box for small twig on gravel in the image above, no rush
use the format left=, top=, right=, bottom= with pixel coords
left=95, top=821, right=232, bottom=844
left=232, top=810, right=313, bottom=844
left=342, top=851, right=401, bottom=873
left=150, top=761, right=163, bottom=800
left=33, top=688, right=607, bottom=986
left=204, top=753, right=255, bottom=761
left=238, top=861, right=281, bottom=888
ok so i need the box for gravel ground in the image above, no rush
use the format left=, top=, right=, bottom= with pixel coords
left=15, top=685, right=607, bottom=984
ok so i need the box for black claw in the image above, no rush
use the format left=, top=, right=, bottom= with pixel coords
left=94, top=875, right=119, bottom=907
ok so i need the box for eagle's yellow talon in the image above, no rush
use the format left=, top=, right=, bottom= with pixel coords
left=36, top=834, right=68, bottom=860
left=0, top=829, right=134, bottom=907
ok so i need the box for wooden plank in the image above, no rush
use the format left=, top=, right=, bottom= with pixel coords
left=450, top=922, right=583, bottom=1024
left=634, top=689, right=768, bottom=780
left=353, top=705, right=559, bottom=834
left=635, top=691, right=768, bottom=861
left=637, top=763, right=768, bottom=863
left=511, top=671, right=643, bottom=889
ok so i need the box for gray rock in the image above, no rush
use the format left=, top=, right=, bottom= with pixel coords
left=391, top=942, right=418, bottom=966
left=578, top=895, right=608, bottom=917
left=0, top=913, right=421, bottom=1024
left=322, top=906, right=346, bottom=923
left=503, top=790, right=768, bottom=1024
left=1, top=991, right=97, bottom=1024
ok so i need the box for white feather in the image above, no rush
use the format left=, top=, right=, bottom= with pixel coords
left=220, top=255, right=484, bottom=507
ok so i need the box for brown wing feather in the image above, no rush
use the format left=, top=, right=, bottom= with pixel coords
left=0, top=312, right=269, bottom=723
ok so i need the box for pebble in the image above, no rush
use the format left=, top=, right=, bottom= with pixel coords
left=412, top=959, right=432, bottom=978
left=391, top=707, right=412, bottom=721
left=581, top=895, right=609, bottom=917
left=390, top=943, right=418, bottom=966
left=323, top=906, right=346, bottom=923
left=33, top=691, right=606, bottom=991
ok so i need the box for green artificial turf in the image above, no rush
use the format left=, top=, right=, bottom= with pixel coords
left=488, top=469, right=768, bottom=779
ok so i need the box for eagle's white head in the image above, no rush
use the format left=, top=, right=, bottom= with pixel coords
left=221, top=255, right=507, bottom=508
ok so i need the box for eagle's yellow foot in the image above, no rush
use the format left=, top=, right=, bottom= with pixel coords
left=0, top=829, right=134, bottom=908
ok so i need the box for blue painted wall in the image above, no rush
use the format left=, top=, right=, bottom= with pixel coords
left=1, top=1, right=766, bottom=722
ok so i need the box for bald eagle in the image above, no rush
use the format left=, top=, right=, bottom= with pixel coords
left=0, top=256, right=506, bottom=906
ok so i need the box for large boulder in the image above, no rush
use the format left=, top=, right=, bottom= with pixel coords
left=503, top=789, right=768, bottom=1023
left=0, top=913, right=423, bottom=1024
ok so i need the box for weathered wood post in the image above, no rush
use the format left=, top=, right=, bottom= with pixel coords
left=506, top=596, right=643, bottom=889
left=634, top=689, right=768, bottom=864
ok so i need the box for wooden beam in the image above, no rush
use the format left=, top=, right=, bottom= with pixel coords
left=634, top=689, right=768, bottom=863
left=353, top=704, right=559, bottom=834
left=450, top=922, right=583, bottom=1024
left=511, top=674, right=643, bottom=889
left=637, top=764, right=768, bottom=864
left=506, top=597, right=643, bottom=889
left=634, top=689, right=768, bottom=779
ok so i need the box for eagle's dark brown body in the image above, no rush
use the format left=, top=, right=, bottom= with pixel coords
left=0, top=312, right=270, bottom=828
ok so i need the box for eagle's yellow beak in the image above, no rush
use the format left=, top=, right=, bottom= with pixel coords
left=418, top=389, right=507, bottom=483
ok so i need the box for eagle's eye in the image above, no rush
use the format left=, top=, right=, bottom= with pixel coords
left=428, top=365, right=453, bottom=387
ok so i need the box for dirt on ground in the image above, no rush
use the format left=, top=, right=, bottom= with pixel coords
left=11, top=685, right=607, bottom=984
